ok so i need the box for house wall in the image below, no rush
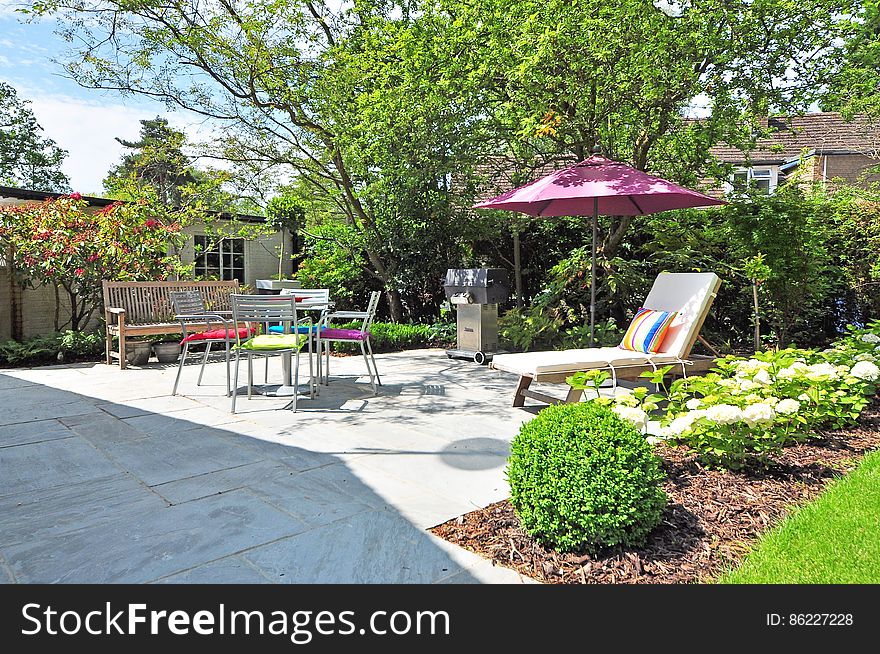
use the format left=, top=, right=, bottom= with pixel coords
left=0, top=268, right=100, bottom=341
left=820, top=154, right=880, bottom=186
left=178, top=225, right=293, bottom=288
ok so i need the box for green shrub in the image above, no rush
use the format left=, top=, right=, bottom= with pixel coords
left=0, top=330, right=104, bottom=367
left=330, top=321, right=454, bottom=354
left=659, top=320, right=880, bottom=469
left=507, top=402, right=667, bottom=553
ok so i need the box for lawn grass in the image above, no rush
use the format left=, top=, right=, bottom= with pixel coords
left=720, top=449, right=880, bottom=584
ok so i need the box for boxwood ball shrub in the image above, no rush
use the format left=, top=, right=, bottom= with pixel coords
left=507, top=402, right=667, bottom=553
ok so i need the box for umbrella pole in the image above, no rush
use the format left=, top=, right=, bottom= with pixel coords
left=590, top=198, right=598, bottom=348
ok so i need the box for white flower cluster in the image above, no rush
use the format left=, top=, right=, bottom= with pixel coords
left=803, top=362, right=840, bottom=382
left=851, top=360, right=880, bottom=382
left=742, top=402, right=776, bottom=427
left=732, top=359, right=772, bottom=376
left=775, top=398, right=801, bottom=415
left=861, top=332, right=880, bottom=344
left=612, top=405, right=648, bottom=433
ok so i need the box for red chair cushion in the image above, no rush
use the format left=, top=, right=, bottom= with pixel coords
left=181, top=326, right=256, bottom=344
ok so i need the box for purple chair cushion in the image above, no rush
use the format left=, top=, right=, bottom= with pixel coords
left=320, top=328, right=369, bottom=341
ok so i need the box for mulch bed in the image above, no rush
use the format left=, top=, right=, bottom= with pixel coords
left=431, top=400, right=880, bottom=584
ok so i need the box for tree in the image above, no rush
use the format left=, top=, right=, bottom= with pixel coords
left=104, top=117, right=199, bottom=206
left=34, top=1, right=491, bottom=322
left=0, top=81, right=69, bottom=192
left=265, top=194, right=305, bottom=280
left=825, top=1, right=880, bottom=120
left=0, top=193, right=190, bottom=331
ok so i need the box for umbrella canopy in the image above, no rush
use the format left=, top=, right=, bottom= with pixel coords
left=473, top=154, right=725, bottom=346
left=474, top=154, right=725, bottom=216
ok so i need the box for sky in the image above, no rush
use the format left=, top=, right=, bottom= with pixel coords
left=0, top=2, right=198, bottom=195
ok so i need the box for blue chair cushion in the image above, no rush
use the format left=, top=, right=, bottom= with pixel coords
left=267, top=324, right=325, bottom=335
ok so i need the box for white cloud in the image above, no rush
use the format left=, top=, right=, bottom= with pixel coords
left=24, top=92, right=154, bottom=194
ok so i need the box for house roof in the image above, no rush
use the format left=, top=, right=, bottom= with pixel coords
left=711, top=112, right=880, bottom=165
left=0, top=185, right=267, bottom=223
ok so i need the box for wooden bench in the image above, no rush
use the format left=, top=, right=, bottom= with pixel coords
left=102, top=280, right=240, bottom=369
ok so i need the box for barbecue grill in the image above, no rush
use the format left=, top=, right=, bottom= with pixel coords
left=443, top=268, right=509, bottom=364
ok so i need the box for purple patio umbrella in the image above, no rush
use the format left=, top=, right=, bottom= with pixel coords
left=474, top=154, right=725, bottom=346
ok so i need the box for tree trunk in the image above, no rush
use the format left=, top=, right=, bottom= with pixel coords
left=513, top=229, right=523, bottom=307
left=53, top=283, right=61, bottom=332
left=385, top=287, right=404, bottom=323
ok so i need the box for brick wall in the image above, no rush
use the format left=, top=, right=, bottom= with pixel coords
left=821, top=154, right=880, bottom=186
left=0, top=268, right=101, bottom=341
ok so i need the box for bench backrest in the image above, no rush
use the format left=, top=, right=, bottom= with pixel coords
left=102, top=280, right=240, bottom=325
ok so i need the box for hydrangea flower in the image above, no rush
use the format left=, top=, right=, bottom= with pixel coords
left=775, top=398, right=800, bottom=415
left=851, top=360, right=880, bottom=382
left=738, top=379, right=761, bottom=392
left=742, top=403, right=776, bottom=427
left=854, top=353, right=876, bottom=362
left=777, top=361, right=808, bottom=379
left=805, top=362, right=839, bottom=382
left=753, top=369, right=772, bottom=386
left=660, top=410, right=704, bottom=438
left=733, top=359, right=772, bottom=376
left=705, top=404, right=742, bottom=425
left=685, top=398, right=702, bottom=410
left=860, top=333, right=880, bottom=344
left=612, top=405, right=648, bottom=432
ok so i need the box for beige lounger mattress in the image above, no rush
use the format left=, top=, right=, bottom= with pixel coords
left=491, top=347, right=682, bottom=376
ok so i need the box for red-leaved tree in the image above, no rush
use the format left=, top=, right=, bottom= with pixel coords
left=0, top=193, right=189, bottom=331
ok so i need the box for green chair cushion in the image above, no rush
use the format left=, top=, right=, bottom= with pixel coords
left=238, top=334, right=306, bottom=351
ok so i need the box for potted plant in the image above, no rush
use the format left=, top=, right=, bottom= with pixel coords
left=151, top=334, right=182, bottom=363
left=124, top=339, right=153, bottom=366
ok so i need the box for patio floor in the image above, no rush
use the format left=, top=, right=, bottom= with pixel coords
left=0, top=349, right=544, bottom=584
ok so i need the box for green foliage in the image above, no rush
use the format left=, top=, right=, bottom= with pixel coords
left=824, top=1, right=880, bottom=119
left=0, top=81, right=69, bottom=192
left=0, top=330, right=104, bottom=367
left=297, top=222, right=372, bottom=311
left=641, top=183, right=880, bottom=348
left=499, top=306, right=623, bottom=352
left=329, top=321, right=454, bottom=354
left=507, top=402, right=667, bottom=553
left=656, top=321, right=880, bottom=469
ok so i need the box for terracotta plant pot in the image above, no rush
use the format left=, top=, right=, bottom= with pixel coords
left=124, top=341, right=152, bottom=366
left=152, top=341, right=181, bottom=363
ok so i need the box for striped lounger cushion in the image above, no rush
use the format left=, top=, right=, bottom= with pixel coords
left=619, top=307, right=677, bottom=354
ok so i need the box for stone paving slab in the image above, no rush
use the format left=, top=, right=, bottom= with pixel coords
left=154, top=555, right=276, bottom=584
left=240, top=510, right=473, bottom=584
left=151, top=460, right=293, bottom=505
left=0, top=418, right=76, bottom=449
left=0, top=350, right=542, bottom=584
left=90, top=427, right=265, bottom=487
left=0, top=436, right=123, bottom=497
left=0, top=473, right=166, bottom=549
left=5, top=489, right=309, bottom=583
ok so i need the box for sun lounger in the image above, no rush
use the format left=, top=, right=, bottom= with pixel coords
left=491, top=272, right=722, bottom=406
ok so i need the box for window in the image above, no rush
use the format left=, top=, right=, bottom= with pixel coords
left=194, top=236, right=245, bottom=282
left=727, top=166, right=778, bottom=195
